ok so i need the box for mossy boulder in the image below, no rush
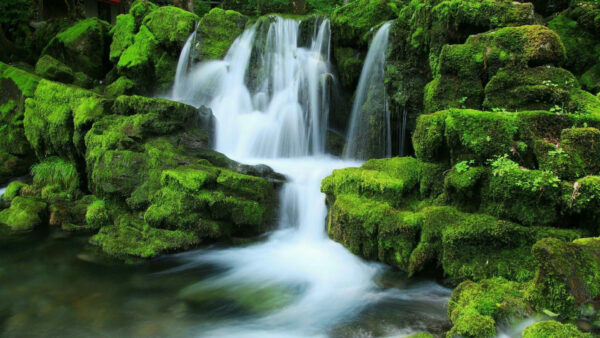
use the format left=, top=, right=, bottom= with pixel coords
left=560, top=127, right=600, bottom=175
left=143, top=6, right=198, bottom=53
left=322, top=156, right=581, bottom=282
left=197, top=8, right=247, bottom=60
left=34, top=55, right=74, bottom=83
left=447, top=277, right=529, bottom=337
left=110, top=3, right=199, bottom=93
left=116, top=25, right=159, bottom=88
left=0, top=62, right=41, bottom=184
left=23, top=79, right=108, bottom=161
left=1, top=180, right=27, bottom=203
left=527, top=237, right=600, bottom=319
left=424, top=25, right=570, bottom=113
left=83, top=95, right=277, bottom=259
left=30, top=157, right=82, bottom=202
left=109, top=14, right=136, bottom=63
left=0, top=196, right=47, bottom=231
left=331, top=0, right=400, bottom=49
left=41, top=18, right=112, bottom=79
left=522, top=320, right=593, bottom=338
left=90, top=214, right=199, bottom=260
left=547, top=14, right=600, bottom=76
left=581, top=64, right=600, bottom=94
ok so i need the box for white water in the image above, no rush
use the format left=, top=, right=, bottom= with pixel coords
left=0, top=186, right=5, bottom=198
left=170, top=17, right=449, bottom=336
left=344, top=23, right=392, bottom=160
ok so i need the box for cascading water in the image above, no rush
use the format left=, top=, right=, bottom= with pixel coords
left=343, top=23, right=392, bottom=160
left=169, top=17, right=450, bottom=336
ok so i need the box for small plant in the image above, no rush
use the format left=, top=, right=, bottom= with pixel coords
left=549, top=104, right=565, bottom=114
left=491, top=107, right=508, bottom=113
left=542, top=80, right=558, bottom=88
left=489, top=154, right=519, bottom=177
left=455, top=160, right=474, bottom=173
left=458, top=96, right=468, bottom=109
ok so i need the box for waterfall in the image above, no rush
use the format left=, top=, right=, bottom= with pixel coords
left=172, top=24, right=197, bottom=100
left=173, top=17, right=332, bottom=159
left=343, top=22, right=392, bottom=160
left=169, top=17, right=448, bottom=336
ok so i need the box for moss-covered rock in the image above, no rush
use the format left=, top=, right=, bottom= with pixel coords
left=90, top=214, right=199, bottom=260
left=116, top=25, right=158, bottom=87
left=0, top=62, right=41, bottom=184
left=143, top=6, right=198, bottom=53
left=85, top=198, right=112, bottom=228
left=560, top=127, right=600, bottom=176
left=1, top=180, right=27, bottom=203
left=548, top=14, right=600, bottom=76
left=565, top=176, right=600, bottom=233
left=41, top=18, right=112, bottom=79
left=34, top=54, right=74, bottom=83
left=522, top=320, right=593, bottom=338
left=331, top=0, right=400, bottom=49
left=197, top=8, right=247, bottom=60
left=447, top=277, right=530, bottom=337
left=31, top=157, right=81, bottom=201
left=527, top=237, right=600, bottom=318
left=104, top=76, right=135, bottom=97
left=0, top=196, right=47, bottom=231
left=23, top=79, right=108, bottom=161
left=581, top=64, right=600, bottom=94
left=109, top=14, right=136, bottom=63
left=424, top=25, right=569, bottom=113
left=482, top=156, right=562, bottom=226
left=323, top=156, right=581, bottom=281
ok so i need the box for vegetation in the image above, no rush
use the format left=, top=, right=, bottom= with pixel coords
left=1, top=0, right=600, bottom=336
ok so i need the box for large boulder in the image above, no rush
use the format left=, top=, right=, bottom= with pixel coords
left=527, top=237, right=600, bottom=318
left=109, top=3, right=199, bottom=93
left=41, top=18, right=112, bottom=79
left=197, top=8, right=247, bottom=60
left=0, top=63, right=40, bottom=184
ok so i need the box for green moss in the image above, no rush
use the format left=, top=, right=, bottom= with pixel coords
left=31, top=157, right=81, bottom=201
left=129, top=0, right=158, bottom=28
left=42, top=18, right=111, bottom=79
left=444, top=166, right=486, bottom=211
left=23, top=79, right=106, bottom=160
left=331, top=0, right=400, bottom=49
left=1, top=180, right=27, bottom=202
left=484, top=66, right=578, bottom=111
left=522, top=320, right=592, bottom=338
left=333, top=47, right=363, bottom=89
left=482, top=156, right=562, bottom=226
left=198, top=8, right=248, bottom=60
left=85, top=199, right=112, bottom=228
left=143, top=6, right=199, bottom=52
left=445, top=109, right=519, bottom=165
left=581, top=64, right=600, bottom=94
left=90, top=214, right=199, bottom=259
left=109, top=14, right=136, bottom=63
left=0, top=196, right=47, bottom=231
left=117, top=25, right=159, bottom=85
left=561, top=127, right=600, bottom=175
left=413, top=111, right=448, bottom=163
left=34, top=55, right=74, bottom=83
left=527, top=237, right=600, bottom=318
left=548, top=14, right=600, bottom=76
left=105, top=76, right=136, bottom=97
left=534, top=139, right=584, bottom=181
left=322, top=157, right=424, bottom=207
left=153, top=51, right=178, bottom=91
left=406, top=334, right=433, bottom=338
left=565, top=176, right=600, bottom=233
left=447, top=277, right=529, bottom=338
